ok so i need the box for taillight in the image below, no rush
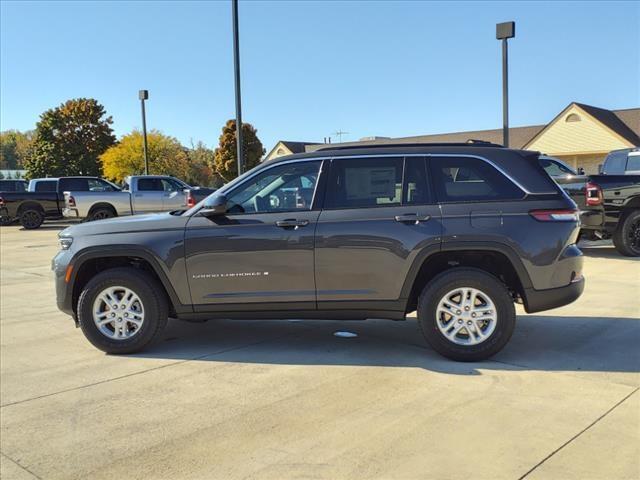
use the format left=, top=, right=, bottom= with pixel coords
left=530, top=209, right=579, bottom=222
left=585, top=181, right=603, bottom=206
left=67, top=195, right=76, bottom=207
left=186, top=193, right=195, bottom=208
left=0, top=196, right=4, bottom=206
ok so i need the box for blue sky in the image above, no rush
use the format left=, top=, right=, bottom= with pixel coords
left=1, top=1, right=638, bottom=153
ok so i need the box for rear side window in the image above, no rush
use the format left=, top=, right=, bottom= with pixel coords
left=603, top=151, right=628, bottom=174
left=59, top=178, right=90, bottom=191
left=626, top=154, right=640, bottom=172
left=430, top=156, right=524, bottom=202
left=137, top=178, right=164, bottom=191
left=34, top=180, right=57, bottom=192
left=325, top=157, right=403, bottom=209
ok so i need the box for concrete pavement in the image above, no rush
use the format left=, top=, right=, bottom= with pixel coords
left=1, top=225, right=638, bottom=479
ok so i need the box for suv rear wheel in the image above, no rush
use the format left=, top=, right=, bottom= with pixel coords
left=77, top=267, right=169, bottom=354
left=613, top=210, right=640, bottom=257
left=417, top=269, right=516, bottom=361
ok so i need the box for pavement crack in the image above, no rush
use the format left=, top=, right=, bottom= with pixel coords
left=1, top=451, right=43, bottom=480
left=518, top=387, right=639, bottom=479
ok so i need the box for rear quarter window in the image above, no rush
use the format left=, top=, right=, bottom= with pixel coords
left=430, top=156, right=524, bottom=202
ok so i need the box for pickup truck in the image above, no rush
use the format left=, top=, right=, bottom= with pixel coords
left=540, top=150, right=640, bottom=256
left=63, top=175, right=215, bottom=221
left=0, top=179, right=28, bottom=192
left=0, top=176, right=118, bottom=229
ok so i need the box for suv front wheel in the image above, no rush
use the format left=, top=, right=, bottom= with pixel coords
left=417, top=269, right=516, bottom=362
left=77, top=267, right=169, bottom=354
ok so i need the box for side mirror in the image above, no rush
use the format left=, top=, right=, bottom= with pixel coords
left=200, top=194, right=228, bottom=217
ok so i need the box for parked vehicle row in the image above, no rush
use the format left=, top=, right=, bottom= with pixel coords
left=53, top=142, right=585, bottom=361
left=0, top=175, right=215, bottom=229
left=540, top=149, right=640, bottom=256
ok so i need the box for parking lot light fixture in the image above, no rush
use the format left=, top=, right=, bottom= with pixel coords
left=139, top=90, right=149, bottom=175
left=496, top=21, right=515, bottom=148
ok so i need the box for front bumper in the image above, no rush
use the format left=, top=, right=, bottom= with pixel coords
left=523, top=276, right=585, bottom=313
left=52, top=249, right=75, bottom=317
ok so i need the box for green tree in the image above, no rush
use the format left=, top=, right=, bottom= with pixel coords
left=212, top=120, right=264, bottom=182
left=185, top=141, right=218, bottom=187
left=0, top=130, right=34, bottom=169
left=101, top=130, right=190, bottom=183
left=25, top=98, right=115, bottom=178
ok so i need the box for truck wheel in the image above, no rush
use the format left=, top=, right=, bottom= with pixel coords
left=19, top=209, right=44, bottom=229
left=77, top=267, right=169, bottom=354
left=88, top=207, right=115, bottom=222
left=417, top=268, right=516, bottom=362
left=613, top=210, right=640, bottom=257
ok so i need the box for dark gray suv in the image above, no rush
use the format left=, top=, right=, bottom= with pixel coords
left=53, top=144, right=585, bottom=361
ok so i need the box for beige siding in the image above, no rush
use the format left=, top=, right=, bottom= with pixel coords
left=527, top=105, right=632, bottom=155
left=555, top=154, right=606, bottom=175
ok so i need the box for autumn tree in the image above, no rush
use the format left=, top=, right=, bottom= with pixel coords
left=185, top=141, right=218, bottom=187
left=101, top=130, right=190, bottom=183
left=25, top=98, right=115, bottom=178
left=212, top=120, right=264, bottom=182
left=0, top=130, right=35, bottom=169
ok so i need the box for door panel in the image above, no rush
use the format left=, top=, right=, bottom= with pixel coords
left=133, top=191, right=163, bottom=213
left=185, top=160, right=324, bottom=310
left=185, top=211, right=319, bottom=308
left=315, top=156, right=442, bottom=308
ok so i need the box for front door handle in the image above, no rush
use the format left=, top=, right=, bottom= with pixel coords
left=394, top=213, right=431, bottom=223
left=276, top=219, right=309, bottom=228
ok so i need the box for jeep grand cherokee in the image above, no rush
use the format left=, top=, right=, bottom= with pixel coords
left=53, top=143, right=584, bottom=361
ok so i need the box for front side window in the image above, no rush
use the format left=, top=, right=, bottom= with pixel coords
left=162, top=178, right=186, bottom=192
left=87, top=179, right=117, bottom=192
left=431, top=156, right=524, bottom=202
left=226, top=161, right=321, bottom=214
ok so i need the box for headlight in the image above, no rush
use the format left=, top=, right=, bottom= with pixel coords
left=59, top=236, right=73, bottom=250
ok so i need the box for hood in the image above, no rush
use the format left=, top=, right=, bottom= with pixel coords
left=60, top=212, right=189, bottom=238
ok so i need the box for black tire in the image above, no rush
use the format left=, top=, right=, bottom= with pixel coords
left=77, top=267, right=169, bottom=354
left=19, top=208, right=44, bottom=229
left=87, top=207, right=116, bottom=222
left=0, top=216, right=15, bottom=226
left=417, top=268, right=516, bottom=362
left=612, top=210, right=640, bottom=257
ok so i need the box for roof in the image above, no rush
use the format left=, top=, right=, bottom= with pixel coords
left=279, top=141, right=320, bottom=154
left=300, top=103, right=640, bottom=153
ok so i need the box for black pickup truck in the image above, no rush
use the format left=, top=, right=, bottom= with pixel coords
left=540, top=150, right=640, bottom=256
left=0, top=176, right=116, bottom=229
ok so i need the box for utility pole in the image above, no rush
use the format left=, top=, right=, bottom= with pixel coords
left=139, top=90, right=149, bottom=174
left=496, top=21, right=515, bottom=148
left=232, top=0, right=243, bottom=176
left=334, top=130, right=349, bottom=143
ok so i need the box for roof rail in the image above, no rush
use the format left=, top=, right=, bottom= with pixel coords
left=315, top=139, right=504, bottom=152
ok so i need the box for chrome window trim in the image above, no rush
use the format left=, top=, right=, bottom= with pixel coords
left=190, top=151, right=555, bottom=216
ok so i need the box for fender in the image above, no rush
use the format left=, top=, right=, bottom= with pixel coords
left=399, top=240, right=534, bottom=301
left=68, top=245, right=191, bottom=314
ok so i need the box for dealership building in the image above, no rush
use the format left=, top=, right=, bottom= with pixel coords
left=265, top=102, right=639, bottom=174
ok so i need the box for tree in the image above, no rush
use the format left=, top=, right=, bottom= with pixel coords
left=24, top=98, right=115, bottom=178
left=101, top=130, right=190, bottom=183
left=0, top=130, right=34, bottom=169
left=185, top=141, right=218, bottom=187
left=212, top=120, right=264, bottom=182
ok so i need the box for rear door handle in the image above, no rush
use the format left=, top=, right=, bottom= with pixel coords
left=276, top=219, right=309, bottom=228
left=394, top=213, right=431, bottom=223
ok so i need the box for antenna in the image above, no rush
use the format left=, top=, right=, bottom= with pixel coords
left=333, top=130, right=349, bottom=143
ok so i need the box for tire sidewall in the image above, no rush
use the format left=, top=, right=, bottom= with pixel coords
left=20, top=209, right=44, bottom=229
left=615, top=210, right=640, bottom=257
left=89, top=208, right=115, bottom=222
left=418, top=269, right=516, bottom=362
left=78, top=268, right=167, bottom=354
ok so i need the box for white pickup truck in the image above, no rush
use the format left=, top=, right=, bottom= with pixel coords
left=63, top=175, right=215, bottom=221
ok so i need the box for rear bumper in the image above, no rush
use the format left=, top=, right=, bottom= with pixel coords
left=63, top=208, right=80, bottom=218
left=523, top=277, right=585, bottom=313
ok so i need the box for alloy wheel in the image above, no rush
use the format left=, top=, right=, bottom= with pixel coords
left=435, top=287, right=497, bottom=346
left=92, top=286, right=145, bottom=340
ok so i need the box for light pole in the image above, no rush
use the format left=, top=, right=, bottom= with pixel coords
left=496, top=21, right=515, bottom=148
left=232, top=0, right=243, bottom=176
left=139, top=90, right=150, bottom=175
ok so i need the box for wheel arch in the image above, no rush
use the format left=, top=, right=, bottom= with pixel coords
left=17, top=201, right=44, bottom=215
left=401, top=241, right=533, bottom=313
left=69, top=246, right=187, bottom=317
left=88, top=202, right=118, bottom=217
